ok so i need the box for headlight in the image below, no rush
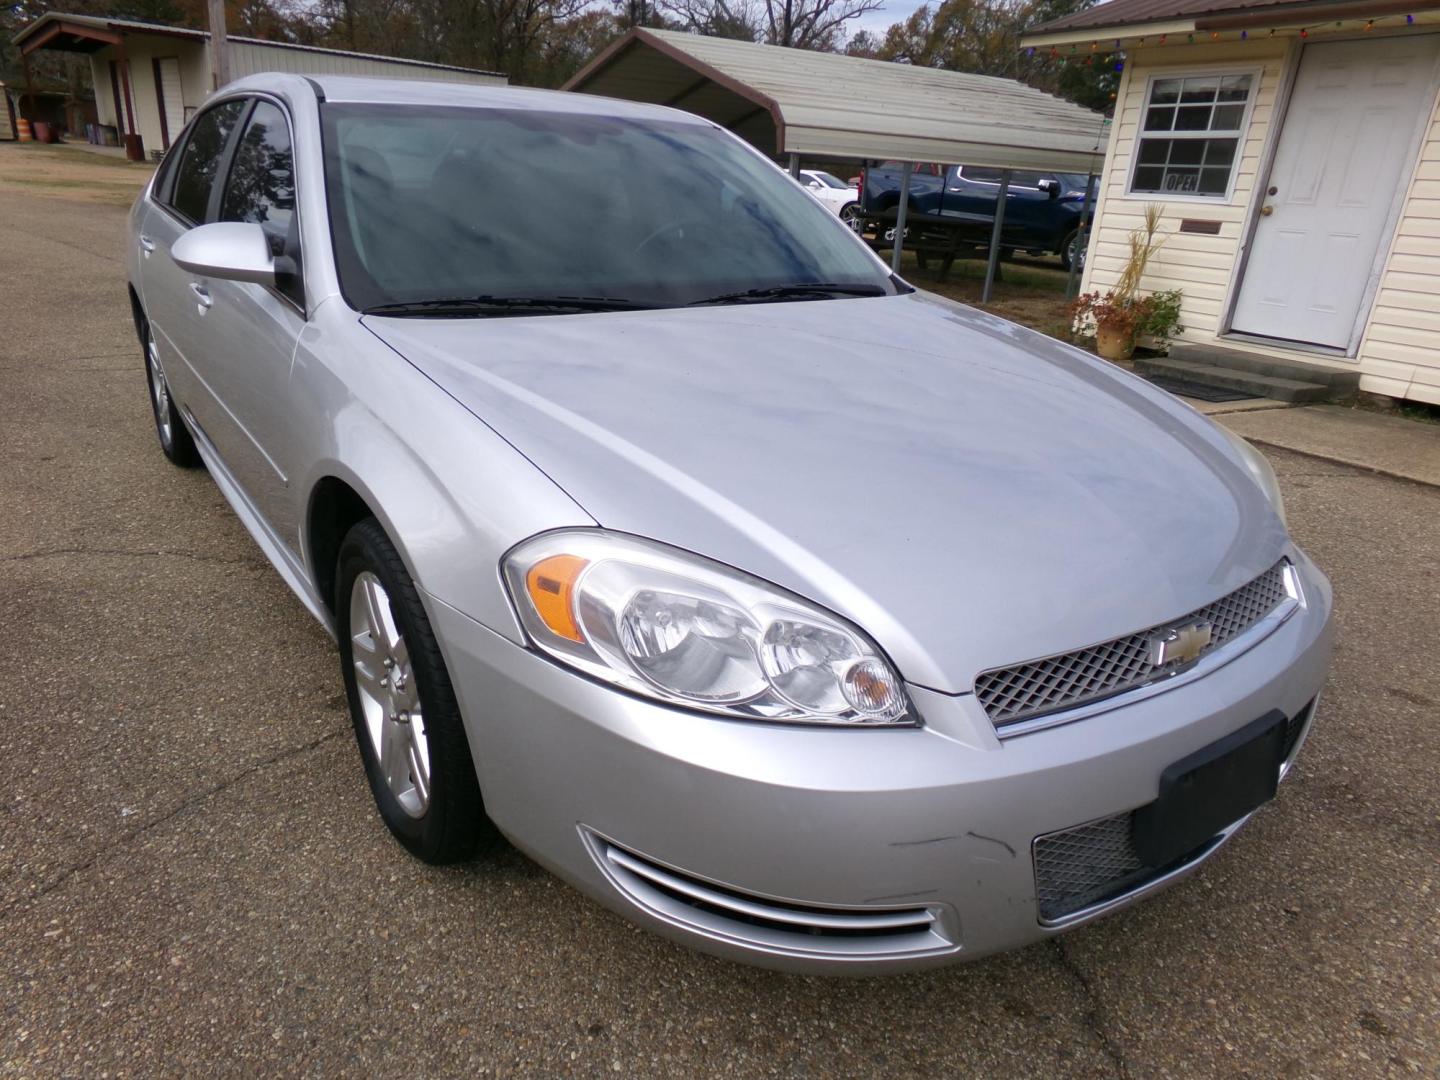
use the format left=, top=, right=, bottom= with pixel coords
left=502, top=530, right=911, bottom=726
left=1220, top=427, right=1286, bottom=525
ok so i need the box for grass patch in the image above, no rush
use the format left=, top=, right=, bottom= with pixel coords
left=7, top=143, right=150, bottom=169
left=887, top=248, right=1079, bottom=343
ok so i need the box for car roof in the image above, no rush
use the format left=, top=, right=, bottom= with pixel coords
left=244, top=73, right=711, bottom=125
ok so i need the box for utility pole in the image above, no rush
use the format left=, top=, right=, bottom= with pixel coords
left=207, top=0, right=230, bottom=91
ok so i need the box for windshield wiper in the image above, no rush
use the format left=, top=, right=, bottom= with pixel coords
left=363, top=295, right=652, bottom=318
left=687, top=283, right=888, bottom=307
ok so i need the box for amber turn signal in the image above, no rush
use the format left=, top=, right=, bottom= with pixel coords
left=524, top=554, right=589, bottom=642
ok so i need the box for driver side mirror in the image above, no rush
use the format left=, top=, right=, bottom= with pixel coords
left=171, top=221, right=275, bottom=286
left=1037, top=178, right=1060, bottom=199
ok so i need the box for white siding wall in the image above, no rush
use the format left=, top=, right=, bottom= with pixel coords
left=88, top=38, right=209, bottom=156
left=228, top=41, right=506, bottom=85
left=1354, top=88, right=1440, bottom=404
left=1078, top=38, right=1293, bottom=342
left=1080, top=33, right=1440, bottom=404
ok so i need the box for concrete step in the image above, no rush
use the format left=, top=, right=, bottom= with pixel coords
left=1168, top=343, right=1361, bottom=390
left=1133, top=356, right=1333, bottom=404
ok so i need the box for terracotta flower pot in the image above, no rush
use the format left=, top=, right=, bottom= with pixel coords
left=1095, top=320, right=1135, bottom=363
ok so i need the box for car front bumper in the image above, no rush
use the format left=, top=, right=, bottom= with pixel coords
left=429, top=547, right=1333, bottom=975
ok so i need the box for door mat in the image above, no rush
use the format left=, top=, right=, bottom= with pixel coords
left=1142, top=375, right=1260, bottom=403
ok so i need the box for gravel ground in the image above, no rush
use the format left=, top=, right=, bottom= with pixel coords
left=1, top=158, right=1437, bottom=1078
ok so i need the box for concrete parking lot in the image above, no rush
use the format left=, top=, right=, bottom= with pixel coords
left=2, top=145, right=1437, bottom=1077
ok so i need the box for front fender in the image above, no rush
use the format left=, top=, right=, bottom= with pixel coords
left=292, top=300, right=594, bottom=644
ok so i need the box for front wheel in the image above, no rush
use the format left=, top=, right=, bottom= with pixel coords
left=1060, top=228, right=1088, bottom=273
left=839, top=202, right=862, bottom=232
left=336, top=518, right=496, bottom=864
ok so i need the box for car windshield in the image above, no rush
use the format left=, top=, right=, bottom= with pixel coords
left=321, top=103, right=895, bottom=313
left=811, top=171, right=849, bottom=189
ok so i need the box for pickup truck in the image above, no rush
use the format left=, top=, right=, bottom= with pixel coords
left=858, top=162, right=1095, bottom=270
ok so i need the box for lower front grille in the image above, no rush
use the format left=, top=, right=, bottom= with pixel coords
left=1035, top=701, right=1317, bottom=922
left=590, top=835, right=955, bottom=959
left=1033, top=813, right=1155, bottom=922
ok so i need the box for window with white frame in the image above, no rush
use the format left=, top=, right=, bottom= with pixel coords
left=1130, top=73, right=1254, bottom=198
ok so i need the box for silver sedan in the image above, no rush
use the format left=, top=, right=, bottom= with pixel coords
left=127, top=74, right=1332, bottom=974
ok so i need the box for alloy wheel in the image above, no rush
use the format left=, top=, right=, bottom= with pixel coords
left=349, top=570, right=431, bottom=817
left=146, top=334, right=173, bottom=450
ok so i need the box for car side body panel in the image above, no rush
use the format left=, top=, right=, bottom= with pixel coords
left=285, top=302, right=597, bottom=640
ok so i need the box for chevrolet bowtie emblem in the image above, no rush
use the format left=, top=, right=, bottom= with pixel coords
left=1148, top=620, right=1214, bottom=668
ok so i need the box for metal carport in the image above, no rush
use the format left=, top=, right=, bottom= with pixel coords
left=563, top=29, right=1109, bottom=297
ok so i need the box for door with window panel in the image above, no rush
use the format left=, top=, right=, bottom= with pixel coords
left=138, top=96, right=249, bottom=453
left=202, top=98, right=308, bottom=544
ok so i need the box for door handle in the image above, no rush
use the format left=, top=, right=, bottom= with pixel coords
left=190, top=282, right=212, bottom=309
left=1260, top=206, right=1274, bottom=217
left=139, top=234, right=156, bottom=255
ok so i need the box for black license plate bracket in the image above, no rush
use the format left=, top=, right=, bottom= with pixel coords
left=1132, top=710, right=1286, bottom=868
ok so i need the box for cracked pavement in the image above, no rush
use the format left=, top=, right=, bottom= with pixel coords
left=2, top=153, right=1438, bottom=1077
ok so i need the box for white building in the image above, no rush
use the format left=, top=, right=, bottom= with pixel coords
left=11, top=12, right=506, bottom=158
left=1025, top=0, right=1440, bottom=405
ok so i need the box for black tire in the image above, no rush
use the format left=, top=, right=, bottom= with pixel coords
left=142, top=319, right=200, bottom=468
left=839, top=202, right=862, bottom=232
left=1060, top=228, right=1087, bottom=272
left=335, top=518, right=497, bottom=864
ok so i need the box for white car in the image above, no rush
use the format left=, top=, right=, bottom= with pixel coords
left=798, top=169, right=860, bottom=229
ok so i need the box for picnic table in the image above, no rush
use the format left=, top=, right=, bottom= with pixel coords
left=860, top=208, right=1030, bottom=280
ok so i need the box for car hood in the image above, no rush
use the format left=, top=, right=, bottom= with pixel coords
left=365, top=292, right=1288, bottom=695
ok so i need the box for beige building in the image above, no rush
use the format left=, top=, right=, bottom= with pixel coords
left=11, top=12, right=506, bottom=158
left=1025, top=0, right=1440, bottom=405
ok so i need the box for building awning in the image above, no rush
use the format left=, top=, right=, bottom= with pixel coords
left=11, top=11, right=505, bottom=77
left=563, top=28, right=1108, bottom=173
left=1022, top=0, right=1440, bottom=47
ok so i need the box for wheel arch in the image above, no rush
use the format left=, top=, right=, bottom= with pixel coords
left=307, top=474, right=379, bottom=622
left=127, top=283, right=146, bottom=346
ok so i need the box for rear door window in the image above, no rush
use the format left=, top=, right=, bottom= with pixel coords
left=219, top=101, right=296, bottom=257
left=169, top=99, right=247, bottom=224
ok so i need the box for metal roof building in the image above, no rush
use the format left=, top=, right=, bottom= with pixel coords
left=563, top=28, right=1109, bottom=174
left=10, top=12, right=506, bottom=158
left=564, top=28, right=1108, bottom=290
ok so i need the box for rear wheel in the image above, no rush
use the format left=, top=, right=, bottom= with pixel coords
left=142, top=321, right=199, bottom=467
left=336, top=518, right=496, bottom=864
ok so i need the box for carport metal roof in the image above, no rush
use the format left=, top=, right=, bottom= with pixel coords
left=563, top=28, right=1108, bottom=173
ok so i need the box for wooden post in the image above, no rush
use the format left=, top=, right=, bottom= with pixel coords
left=208, top=0, right=231, bottom=90
left=22, top=51, right=35, bottom=119
left=116, top=42, right=137, bottom=134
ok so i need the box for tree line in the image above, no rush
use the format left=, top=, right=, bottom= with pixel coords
left=2, top=0, right=1113, bottom=113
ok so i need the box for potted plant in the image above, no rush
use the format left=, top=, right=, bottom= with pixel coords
left=1070, top=205, right=1175, bottom=362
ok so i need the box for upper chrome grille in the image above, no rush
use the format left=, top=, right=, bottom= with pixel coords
left=976, top=561, right=1291, bottom=729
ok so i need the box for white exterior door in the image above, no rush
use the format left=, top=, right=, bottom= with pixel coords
left=1231, top=36, right=1440, bottom=349
left=156, top=57, right=185, bottom=150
